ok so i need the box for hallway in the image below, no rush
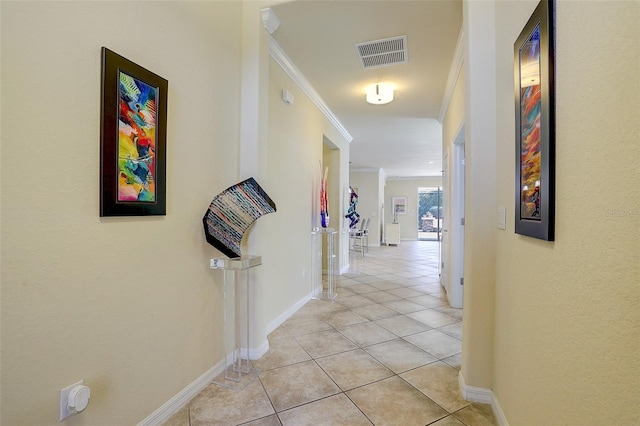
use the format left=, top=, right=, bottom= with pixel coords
left=165, top=242, right=496, bottom=425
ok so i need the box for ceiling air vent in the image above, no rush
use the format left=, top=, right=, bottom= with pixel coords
left=355, top=35, right=408, bottom=69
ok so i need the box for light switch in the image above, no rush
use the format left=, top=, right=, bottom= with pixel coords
left=497, top=207, right=506, bottom=230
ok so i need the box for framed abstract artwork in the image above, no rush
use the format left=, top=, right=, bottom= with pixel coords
left=100, top=47, right=168, bottom=216
left=392, top=197, right=407, bottom=215
left=514, top=0, right=555, bottom=240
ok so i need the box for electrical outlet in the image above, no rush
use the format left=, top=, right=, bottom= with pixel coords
left=60, top=380, right=84, bottom=421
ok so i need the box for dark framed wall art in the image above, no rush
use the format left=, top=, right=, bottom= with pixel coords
left=100, top=47, right=168, bottom=216
left=514, top=0, right=555, bottom=241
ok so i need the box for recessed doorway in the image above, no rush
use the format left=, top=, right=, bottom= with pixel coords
left=417, top=187, right=443, bottom=242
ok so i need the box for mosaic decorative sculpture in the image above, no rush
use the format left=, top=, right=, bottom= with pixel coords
left=203, top=177, right=276, bottom=258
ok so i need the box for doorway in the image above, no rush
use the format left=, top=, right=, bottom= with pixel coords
left=417, top=187, right=443, bottom=241
left=445, top=126, right=465, bottom=308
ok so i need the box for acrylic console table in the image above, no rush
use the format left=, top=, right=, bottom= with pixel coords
left=311, top=227, right=337, bottom=301
left=210, top=255, right=261, bottom=386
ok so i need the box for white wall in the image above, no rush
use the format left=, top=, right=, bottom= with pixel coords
left=1, top=2, right=242, bottom=424
left=442, top=65, right=465, bottom=309
left=254, top=52, right=351, bottom=348
left=0, top=1, right=352, bottom=424
left=349, top=169, right=383, bottom=245
left=384, top=177, right=442, bottom=241
left=491, top=1, right=640, bottom=423
left=460, top=0, right=497, bottom=390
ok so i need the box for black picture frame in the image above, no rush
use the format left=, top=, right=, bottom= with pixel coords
left=100, top=47, right=168, bottom=216
left=514, top=0, right=555, bottom=241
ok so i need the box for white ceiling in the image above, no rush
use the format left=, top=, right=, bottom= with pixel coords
left=270, top=0, right=462, bottom=178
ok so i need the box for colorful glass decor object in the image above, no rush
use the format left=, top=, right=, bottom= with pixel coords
left=320, top=166, right=329, bottom=227
left=203, top=178, right=276, bottom=258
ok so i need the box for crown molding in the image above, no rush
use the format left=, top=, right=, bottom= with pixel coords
left=438, top=27, right=464, bottom=124
left=267, top=35, right=353, bottom=143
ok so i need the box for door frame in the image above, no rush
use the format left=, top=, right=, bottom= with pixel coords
left=449, top=125, right=465, bottom=308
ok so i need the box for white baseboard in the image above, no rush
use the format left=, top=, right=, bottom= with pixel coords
left=137, top=359, right=225, bottom=426
left=491, top=392, right=509, bottom=426
left=458, top=371, right=509, bottom=426
left=248, top=339, right=269, bottom=360
left=139, top=292, right=313, bottom=425
left=265, top=292, right=311, bottom=335
left=458, top=371, right=492, bottom=404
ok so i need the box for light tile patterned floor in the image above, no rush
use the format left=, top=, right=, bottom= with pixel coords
left=164, top=241, right=497, bottom=426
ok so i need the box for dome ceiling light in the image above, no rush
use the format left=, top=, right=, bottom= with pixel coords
left=366, top=83, right=394, bottom=105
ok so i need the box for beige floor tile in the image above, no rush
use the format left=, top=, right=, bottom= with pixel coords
left=431, top=291, right=449, bottom=301
left=442, top=353, right=462, bottom=370
left=162, top=404, right=189, bottom=426
left=352, top=275, right=383, bottom=284
left=295, top=300, right=344, bottom=317
left=434, top=305, right=464, bottom=320
left=295, top=329, right=358, bottom=358
left=401, top=361, right=469, bottom=413
left=368, top=280, right=404, bottom=291
left=189, top=381, right=274, bottom=425
left=337, top=322, right=397, bottom=347
left=364, top=339, right=438, bottom=373
left=278, top=394, right=373, bottom=426
left=371, top=274, right=401, bottom=282
left=320, top=309, right=368, bottom=328
left=407, top=309, right=460, bottom=328
left=404, top=329, right=462, bottom=359
left=348, top=283, right=380, bottom=294
left=396, top=271, right=424, bottom=279
left=387, top=287, right=425, bottom=298
left=431, top=415, right=466, bottom=425
left=335, top=287, right=355, bottom=297
left=382, top=299, right=428, bottom=314
left=363, top=290, right=402, bottom=303
left=243, top=414, right=282, bottom=426
left=412, top=281, right=444, bottom=290
left=315, top=349, right=393, bottom=391
left=346, top=376, right=448, bottom=425
left=352, top=303, right=398, bottom=321
left=439, top=321, right=463, bottom=340
left=274, top=316, right=332, bottom=339
left=335, top=294, right=376, bottom=309
left=409, top=294, right=449, bottom=308
left=374, top=315, right=431, bottom=337
left=336, top=278, right=361, bottom=287
left=252, top=338, right=312, bottom=371
left=453, top=403, right=498, bottom=426
left=259, top=360, right=340, bottom=412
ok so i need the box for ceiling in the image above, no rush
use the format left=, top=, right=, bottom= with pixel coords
left=270, top=0, right=462, bottom=178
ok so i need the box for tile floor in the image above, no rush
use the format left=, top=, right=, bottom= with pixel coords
left=164, top=241, right=497, bottom=426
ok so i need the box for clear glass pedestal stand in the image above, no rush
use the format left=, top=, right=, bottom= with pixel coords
left=311, top=227, right=337, bottom=301
left=210, top=255, right=261, bottom=389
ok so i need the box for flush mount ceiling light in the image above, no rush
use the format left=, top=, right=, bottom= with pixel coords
left=366, top=83, right=394, bottom=105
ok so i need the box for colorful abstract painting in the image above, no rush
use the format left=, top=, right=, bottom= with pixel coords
left=519, top=24, right=542, bottom=220
left=203, top=178, right=277, bottom=258
left=513, top=0, right=555, bottom=241
left=118, top=72, right=157, bottom=203
left=100, top=47, right=167, bottom=216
